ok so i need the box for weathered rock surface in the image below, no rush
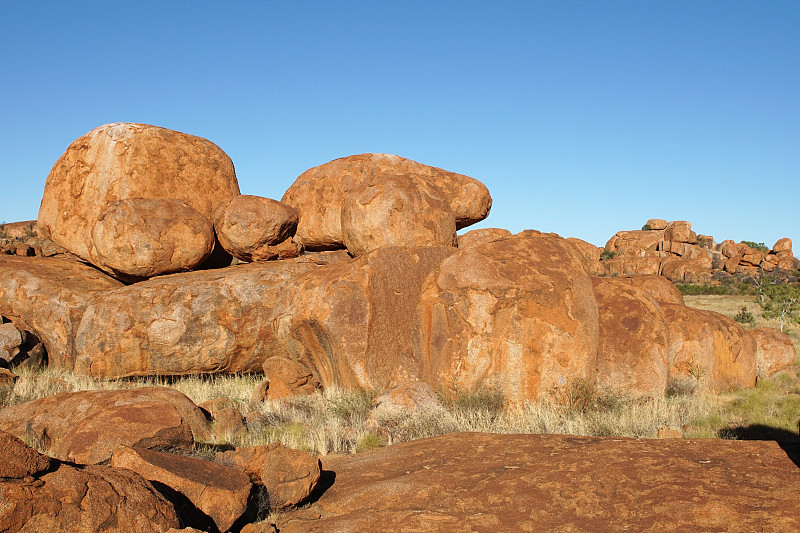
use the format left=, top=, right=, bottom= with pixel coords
left=74, top=259, right=318, bottom=378
left=37, top=122, right=240, bottom=263
left=661, top=256, right=713, bottom=283
left=663, top=220, right=697, bottom=244
left=612, top=274, right=684, bottom=305
left=662, top=304, right=757, bottom=393
left=370, top=380, right=443, bottom=417
left=646, top=218, right=668, bottom=230
left=215, top=443, right=321, bottom=510
left=457, top=227, right=511, bottom=248
left=417, top=231, right=599, bottom=403
left=273, top=246, right=454, bottom=391
left=0, top=256, right=122, bottom=370
left=567, top=237, right=604, bottom=275
left=0, top=387, right=211, bottom=464
left=198, top=397, right=245, bottom=440
left=0, top=431, right=179, bottom=533
left=90, top=197, right=215, bottom=280
left=0, top=322, right=22, bottom=363
left=341, top=174, right=457, bottom=256
left=213, top=195, right=299, bottom=262
left=592, top=277, right=671, bottom=395
left=748, top=327, right=797, bottom=377
left=282, top=153, right=491, bottom=250
left=602, top=256, right=662, bottom=277
left=111, top=445, right=251, bottom=533
left=261, top=356, right=321, bottom=400
left=276, top=432, right=800, bottom=532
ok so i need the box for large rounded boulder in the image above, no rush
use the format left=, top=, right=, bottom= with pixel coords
left=416, top=231, right=599, bottom=404
left=591, top=277, right=671, bottom=396
left=341, top=174, right=457, bottom=256
left=747, top=327, right=796, bottom=377
left=213, top=195, right=299, bottom=262
left=38, top=122, right=240, bottom=263
left=662, top=303, right=756, bottom=393
left=91, top=198, right=215, bottom=281
left=282, top=153, right=491, bottom=250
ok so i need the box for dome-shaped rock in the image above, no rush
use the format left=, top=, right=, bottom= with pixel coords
left=38, top=122, right=239, bottom=263
left=91, top=198, right=215, bottom=281
left=341, top=174, right=457, bottom=256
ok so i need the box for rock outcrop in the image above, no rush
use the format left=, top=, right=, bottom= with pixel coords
left=90, top=197, right=215, bottom=281
left=417, top=231, right=599, bottom=403
left=37, top=122, right=240, bottom=266
left=276, top=432, right=800, bottom=532
left=282, top=153, right=491, bottom=250
left=748, top=327, right=797, bottom=377
left=213, top=195, right=300, bottom=262
left=0, top=387, right=211, bottom=464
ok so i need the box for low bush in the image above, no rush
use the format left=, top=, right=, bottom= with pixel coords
left=733, top=306, right=755, bottom=325
left=600, top=250, right=616, bottom=260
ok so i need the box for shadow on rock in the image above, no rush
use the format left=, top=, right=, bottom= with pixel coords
left=719, top=424, right=800, bottom=469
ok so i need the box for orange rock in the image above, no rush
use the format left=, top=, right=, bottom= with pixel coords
left=215, top=443, right=321, bottom=510
left=0, top=387, right=211, bottom=464
left=38, top=123, right=239, bottom=264
left=458, top=227, right=512, bottom=248
left=719, top=240, right=739, bottom=258
left=662, top=304, right=756, bottom=393
left=664, top=221, right=697, bottom=244
left=661, top=257, right=713, bottom=283
left=747, top=327, right=797, bottom=377
left=111, top=445, right=251, bottom=533
left=613, top=274, right=684, bottom=305
left=282, top=153, right=491, bottom=250
left=0, top=430, right=52, bottom=479
left=417, top=231, right=599, bottom=403
left=646, top=218, right=668, bottom=230
left=250, top=236, right=304, bottom=262
left=566, top=237, right=604, bottom=275
left=602, top=256, right=662, bottom=276
left=213, top=195, right=299, bottom=262
left=262, top=356, right=321, bottom=399
left=772, top=237, right=792, bottom=254
left=341, top=174, right=457, bottom=256
left=275, top=433, right=800, bottom=532
left=90, top=198, right=215, bottom=281
left=592, top=277, right=671, bottom=396
left=0, top=256, right=122, bottom=371
left=777, top=255, right=800, bottom=271
left=370, top=380, right=443, bottom=416
left=198, top=397, right=245, bottom=440
left=614, top=230, right=663, bottom=257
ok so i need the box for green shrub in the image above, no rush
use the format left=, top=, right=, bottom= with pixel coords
left=741, top=241, right=768, bottom=251
left=356, top=431, right=383, bottom=452
left=676, top=283, right=732, bottom=296
left=733, top=306, right=755, bottom=325
left=641, top=224, right=652, bottom=231
left=0, top=222, right=8, bottom=240
left=600, top=250, right=616, bottom=261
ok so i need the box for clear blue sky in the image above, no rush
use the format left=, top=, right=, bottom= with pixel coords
left=2, top=1, right=798, bottom=248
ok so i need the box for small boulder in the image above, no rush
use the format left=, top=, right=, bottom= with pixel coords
left=198, top=397, right=245, bottom=440
left=213, top=195, right=300, bottom=262
left=0, top=387, right=211, bottom=464
left=646, top=219, right=668, bottom=230
left=215, top=443, right=321, bottom=510
left=370, top=381, right=443, bottom=417
left=0, top=430, right=52, bottom=479
left=0, top=322, right=22, bottom=363
left=251, top=236, right=304, bottom=262
left=341, top=174, right=457, bottom=256
left=262, top=356, right=321, bottom=400
left=772, top=238, right=792, bottom=254
left=90, top=198, right=215, bottom=280
left=111, top=445, right=251, bottom=533
left=747, top=327, right=796, bottom=377
left=664, top=221, right=697, bottom=244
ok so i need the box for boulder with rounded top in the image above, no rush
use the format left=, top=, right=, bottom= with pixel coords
left=213, top=195, right=299, bottom=262
left=747, top=327, right=796, bottom=377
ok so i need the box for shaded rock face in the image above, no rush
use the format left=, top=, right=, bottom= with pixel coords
left=0, top=256, right=123, bottom=371
left=273, top=246, right=454, bottom=391
left=74, top=259, right=318, bottom=378
left=417, top=231, right=599, bottom=403
left=37, top=122, right=240, bottom=263
left=748, top=327, right=797, bottom=377
left=592, top=277, right=671, bottom=396
left=0, top=387, right=211, bottom=464
left=341, top=174, right=457, bottom=256
left=111, top=445, right=251, bottom=533
left=612, top=274, right=685, bottom=305
left=276, top=432, right=800, bottom=533
left=213, top=195, right=299, bottom=262
left=282, top=153, right=491, bottom=250
left=661, top=303, right=757, bottom=393
left=0, top=431, right=179, bottom=533
left=215, top=443, right=321, bottom=510
left=90, top=197, right=215, bottom=281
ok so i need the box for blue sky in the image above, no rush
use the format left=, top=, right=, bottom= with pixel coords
left=1, top=2, right=798, bottom=248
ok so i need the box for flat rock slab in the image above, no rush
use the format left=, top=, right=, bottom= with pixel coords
left=277, top=432, right=800, bottom=532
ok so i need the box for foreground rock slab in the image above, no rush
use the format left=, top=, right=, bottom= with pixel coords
left=0, top=431, right=179, bottom=533
left=277, top=432, right=800, bottom=533
left=0, top=387, right=211, bottom=464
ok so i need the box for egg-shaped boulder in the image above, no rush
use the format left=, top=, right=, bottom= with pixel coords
left=213, top=195, right=299, bottom=262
